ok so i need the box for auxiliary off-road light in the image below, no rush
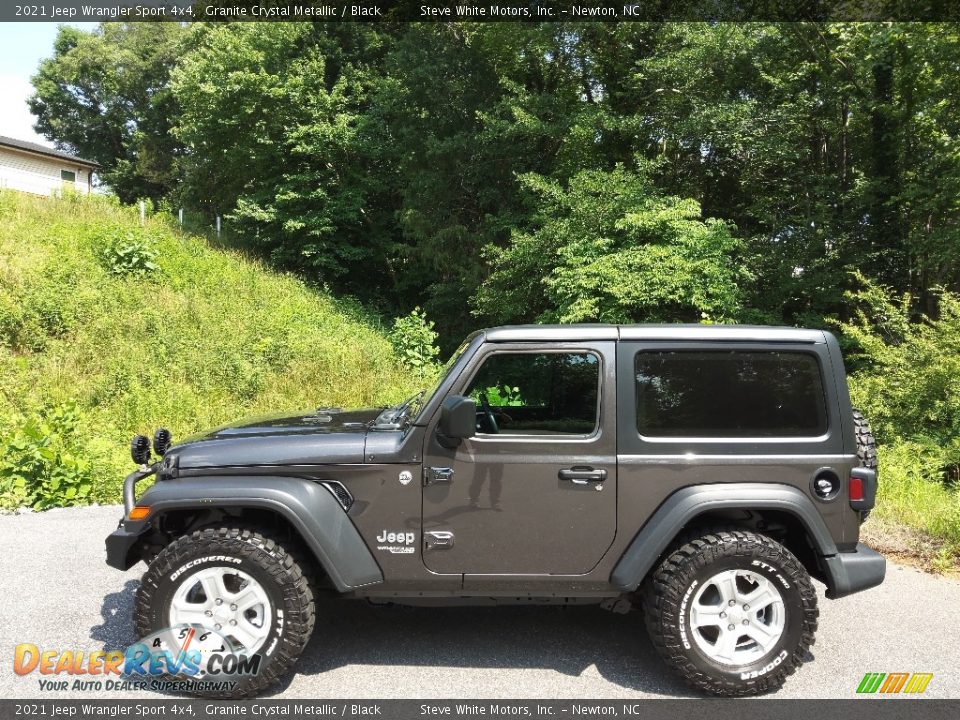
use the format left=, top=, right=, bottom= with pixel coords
left=128, top=506, right=151, bottom=521
left=153, top=427, right=172, bottom=456
left=130, top=435, right=151, bottom=465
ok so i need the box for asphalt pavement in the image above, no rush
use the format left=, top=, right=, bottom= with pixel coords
left=0, top=505, right=957, bottom=700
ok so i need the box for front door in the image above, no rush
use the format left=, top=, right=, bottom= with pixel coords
left=421, top=342, right=617, bottom=576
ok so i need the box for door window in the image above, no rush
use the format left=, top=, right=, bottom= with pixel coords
left=465, top=352, right=600, bottom=436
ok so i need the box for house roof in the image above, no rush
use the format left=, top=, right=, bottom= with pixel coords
left=0, top=135, right=99, bottom=168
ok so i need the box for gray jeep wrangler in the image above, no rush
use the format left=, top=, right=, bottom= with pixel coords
left=106, top=324, right=884, bottom=697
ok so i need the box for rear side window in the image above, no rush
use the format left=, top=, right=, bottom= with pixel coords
left=634, top=351, right=827, bottom=438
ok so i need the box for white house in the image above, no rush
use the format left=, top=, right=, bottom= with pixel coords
left=0, top=135, right=97, bottom=196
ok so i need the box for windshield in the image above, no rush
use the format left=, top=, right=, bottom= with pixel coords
left=373, top=336, right=475, bottom=429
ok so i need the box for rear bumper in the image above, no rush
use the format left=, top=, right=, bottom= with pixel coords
left=105, top=523, right=146, bottom=571
left=823, top=543, right=886, bottom=599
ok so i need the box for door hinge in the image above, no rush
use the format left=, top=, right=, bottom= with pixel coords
left=423, top=466, right=454, bottom=486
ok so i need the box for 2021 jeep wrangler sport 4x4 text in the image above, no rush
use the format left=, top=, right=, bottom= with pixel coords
left=106, top=324, right=884, bottom=697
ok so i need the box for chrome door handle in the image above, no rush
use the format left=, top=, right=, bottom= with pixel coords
left=558, top=467, right=607, bottom=484
left=424, top=530, right=455, bottom=549
left=424, top=467, right=454, bottom=486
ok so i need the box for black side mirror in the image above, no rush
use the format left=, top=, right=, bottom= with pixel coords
left=437, top=395, right=476, bottom=448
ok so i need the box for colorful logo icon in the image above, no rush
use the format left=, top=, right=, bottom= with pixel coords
left=856, top=672, right=933, bottom=694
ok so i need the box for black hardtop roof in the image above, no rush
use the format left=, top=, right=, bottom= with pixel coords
left=483, top=324, right=827, bottom=344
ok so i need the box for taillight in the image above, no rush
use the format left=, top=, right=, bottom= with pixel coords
left=849, top=476, right=864, bottom=502
left=848, top=467, right=876, bottom=523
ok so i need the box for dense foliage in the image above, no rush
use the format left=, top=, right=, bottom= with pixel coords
left=24, top=23, right=960, bottom=560
left=0, top=191, right=417, bottom=509
left=840, top=278, right=960, bottom=562
left=30, top=23, right=960, bottom=346
left=476, top=165, right=743, bottom=324
left=29, top=23, right=187, bottom=203
left=842, top=276, right=960, bottom=454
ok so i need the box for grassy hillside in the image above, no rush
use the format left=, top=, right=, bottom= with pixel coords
left=0, top=191, right=417, bottom=509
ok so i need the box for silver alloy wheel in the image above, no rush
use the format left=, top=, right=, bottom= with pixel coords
left=168, top=566, right=273, bottom=654
left=689, top=568, right=786, bottom=666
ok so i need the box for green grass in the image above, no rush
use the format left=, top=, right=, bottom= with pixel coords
left=868, top=442, right=960, bottom=566
left=0, top=190, right=418, bottom=508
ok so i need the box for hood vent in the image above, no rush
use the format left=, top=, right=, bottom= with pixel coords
left=304, top=407, right=343, bottom=424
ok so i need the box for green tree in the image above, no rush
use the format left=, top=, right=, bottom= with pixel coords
left=840, top=274, right=960, bottom=451
left=607, top=24, right=960, bottom=324
left=173, top=23, right=396, bottom=290
left=29, top=23, right=186, bottom=202
left=475, top=163, right=744, bottom=324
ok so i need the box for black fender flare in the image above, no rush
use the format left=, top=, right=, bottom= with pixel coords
left=610, top=483, right=840, bottom=592
left=119, top=475, right=383, bottom=591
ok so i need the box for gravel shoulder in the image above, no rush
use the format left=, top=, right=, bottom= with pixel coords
left=1, top=505, right=958, bottom=700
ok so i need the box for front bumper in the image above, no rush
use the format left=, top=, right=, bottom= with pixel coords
left=105, top=523, right=146, bottom=571
left=106, top=466, right=157, bottom=571
left=823, top=543, right=886, bottom=599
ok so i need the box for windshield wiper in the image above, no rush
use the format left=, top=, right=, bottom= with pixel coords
left=395, top=389, right=426, bottom=421
left=377, top=390, right=425, bottom=428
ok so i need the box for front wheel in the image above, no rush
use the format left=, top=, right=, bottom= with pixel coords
left=134, top=527, right=315, bottom=698
left=643, top=530, right=818, bottom=696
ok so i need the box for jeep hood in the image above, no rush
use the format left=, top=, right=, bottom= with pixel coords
left=170, top=407, right=383, bottom=469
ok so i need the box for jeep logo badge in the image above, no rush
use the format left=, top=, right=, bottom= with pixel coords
left=375, top=530, right=416, bottom=554
left=377, top=530, right=415, bottom=545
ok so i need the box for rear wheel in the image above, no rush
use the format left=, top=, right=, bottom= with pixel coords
left=134, top=527, right=314, bottom=698
left=643, top=529, right=818, bottom=696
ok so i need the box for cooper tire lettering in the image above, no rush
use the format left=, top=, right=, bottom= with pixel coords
left=740, top=649, right=789, bottom=680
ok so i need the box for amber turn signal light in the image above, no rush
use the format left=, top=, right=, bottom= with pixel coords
left=128, top=506, right=151, bottom=521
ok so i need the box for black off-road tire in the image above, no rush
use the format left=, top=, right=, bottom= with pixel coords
left=852, top=408, right=878, bottom=520
left=643, top=530, right=818, bottom=696
left=852, top=408, right=878, bottom=469
left=134, top=527, right=315, bottom=698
